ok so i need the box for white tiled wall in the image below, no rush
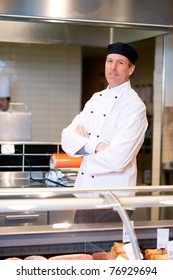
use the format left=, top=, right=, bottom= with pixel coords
left=0, top=42, right=81, bottom=142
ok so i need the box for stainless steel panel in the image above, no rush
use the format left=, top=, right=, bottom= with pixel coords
left=0, top=171, right=76, bottom=189
left=0, top=171, right=30, bottom=187
left=0, top=0, right=173, bottom=27
left=0, top=0, right=172, bottom=47
left=50, top=210, right=75, bottom=224
left=0, top=212, right=47, bottom=226
left=0, top=21, right=111, bottom=46
left=0, top=21, right=167, bottom=47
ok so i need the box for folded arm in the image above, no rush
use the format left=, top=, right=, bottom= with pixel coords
left=85, top=105, right=148, bottom=175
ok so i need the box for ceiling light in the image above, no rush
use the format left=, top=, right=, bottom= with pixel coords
left=52, top=222, right=71, bottom=229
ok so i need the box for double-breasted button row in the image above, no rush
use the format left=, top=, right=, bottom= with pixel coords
left=90, top=111, right=106, bottom=117
left=99, top=92, right=117, bottom=98
left=81, top=172, right=94, bottom=179
left=88, top=133, right=99, bottom=137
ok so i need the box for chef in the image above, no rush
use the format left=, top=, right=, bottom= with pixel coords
left=61, top=42, right=148, bottom=223
left=0, top=76, right=12, bottom=112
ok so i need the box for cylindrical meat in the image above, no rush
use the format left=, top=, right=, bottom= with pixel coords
left=24, top=255, right=47, bottom=260
left=49, top=254, right=93, bottom=260
left=50, top=153, right=82, bottom=169
left=5, top=257, right=22, bottom=260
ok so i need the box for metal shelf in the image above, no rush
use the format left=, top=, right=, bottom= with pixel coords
left=0, top=142, right=60, bottom=171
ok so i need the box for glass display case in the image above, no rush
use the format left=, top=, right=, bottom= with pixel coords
left=0, top=183, right=173, bottom=260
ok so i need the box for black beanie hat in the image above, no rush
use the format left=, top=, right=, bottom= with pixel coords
left=106, top=42, right=138, bottom=64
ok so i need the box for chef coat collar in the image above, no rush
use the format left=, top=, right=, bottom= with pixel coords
left=106, top=80, right=131, bottom=98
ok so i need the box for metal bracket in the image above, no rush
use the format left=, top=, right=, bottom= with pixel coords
left=9, top=103, right=28, bottom=111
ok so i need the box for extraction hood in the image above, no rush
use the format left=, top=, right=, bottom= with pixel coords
left=0, top=0, right=173, bottom=46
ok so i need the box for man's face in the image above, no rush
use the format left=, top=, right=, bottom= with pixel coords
left=0, top=98, right=10, bottom=111
left=105, top=53, right=135, bottom=88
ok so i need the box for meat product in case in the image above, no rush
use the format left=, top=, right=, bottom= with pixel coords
left=5, top=257, right=22, bottom=260
left=24, top=255, right=47, bottom=260
left=49, top=254, right=93, bottom=260
left=92, top=251, right=115, bottom=260
left=144, top=248, right=168, bottom=260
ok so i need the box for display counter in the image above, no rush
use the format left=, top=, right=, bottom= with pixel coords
left=1, top=219, right=173, bottom=259
left=1, top=185, right=173, bottom=259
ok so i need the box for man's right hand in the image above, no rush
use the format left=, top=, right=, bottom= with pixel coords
left=76, top=124, right=89, bottom=138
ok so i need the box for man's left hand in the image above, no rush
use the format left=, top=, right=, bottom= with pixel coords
left=95, top=142, right=109, bottom=152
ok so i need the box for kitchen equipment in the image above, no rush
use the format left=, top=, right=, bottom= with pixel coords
left=49, top=153, right=82, bottom=169
left=0, top=171, right=74, bottom=228
left=45, top=169, right=76, bottom=187
left=0, top=212, right=48, bottom=227
left=0, top=103, right=32, bottom=141
left=48, top=153, right=81, bottom=186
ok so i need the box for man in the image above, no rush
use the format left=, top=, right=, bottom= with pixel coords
left=0, top=76, right=12, bottom=112
left=61, top=42, right=148, bottom=223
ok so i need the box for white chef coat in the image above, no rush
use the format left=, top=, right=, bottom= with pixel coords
left=61, top=81, right=148, bottom=198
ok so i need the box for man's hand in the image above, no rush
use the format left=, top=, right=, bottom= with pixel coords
left=75, top=125, right=109, bottom=152
left=95, top=142, right=109, bottom=152
left=76, top=125, right=89, bottom=138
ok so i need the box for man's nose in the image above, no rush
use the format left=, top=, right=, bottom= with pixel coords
left=111, top=61, right=116, bottom=70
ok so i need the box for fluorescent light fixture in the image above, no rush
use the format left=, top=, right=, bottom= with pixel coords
left=39, top=192, right=54, bottom=198
left=160, top=200, right=173, bottom=205
left=8, top=205, right=37, bottom=211
left=52, top=222, right=71, bottom=229
left=95, top=203, right=118, bottom=209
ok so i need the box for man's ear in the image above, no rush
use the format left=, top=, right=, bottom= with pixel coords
left=129, top=65, right=135, bottom=76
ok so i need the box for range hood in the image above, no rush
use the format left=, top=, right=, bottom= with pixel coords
left=0, top=20, right=168, bottom=46
left=0, top=0, right=172, bottom=46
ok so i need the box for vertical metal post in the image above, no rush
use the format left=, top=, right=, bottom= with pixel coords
left=22, top=144, right=25, bottom=172
left=109, top=27, right=114, bottom=44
